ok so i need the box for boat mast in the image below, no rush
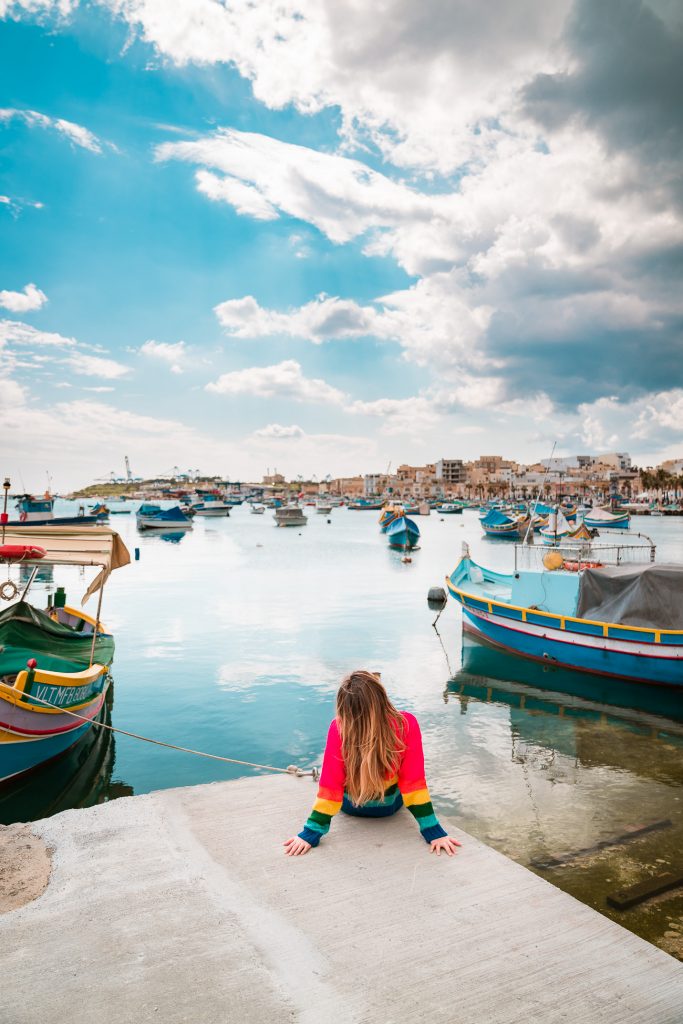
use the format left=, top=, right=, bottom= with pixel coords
left=523, top=442, right=556, bottom=545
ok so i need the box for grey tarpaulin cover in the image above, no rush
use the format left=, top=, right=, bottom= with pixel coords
left=576, top=564, right=683, bottom=630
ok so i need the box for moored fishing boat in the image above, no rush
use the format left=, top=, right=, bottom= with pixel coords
left=386, top=514, right=420, bottom=550
left=250, top=505, right=266, bottom=515
left=446, top=543, right=683, bottom=686
left=379, top=505, right=403, bottom=533
left=436, top=503, right=463, bottom=514
left=349, top=499, right=384, bottom=510
left=136, top=504, right=193, bottom=530
left=8, top=495, right=99, bottom=527
left=583, top=507, right=630, bottom=529
left=274, top=506, right=307, bottom=527
left=190, top=493, right=231, bottom=517
left=0, top=525, right=130, bottom=784
left=481, top=508, right=529, bottom=539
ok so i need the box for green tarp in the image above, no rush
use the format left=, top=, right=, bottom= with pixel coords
left=0, top=601, right=115, bottom=676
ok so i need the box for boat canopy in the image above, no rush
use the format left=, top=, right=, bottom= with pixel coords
left=577, top=564, right=683, bottom=629
left=0, top=600, right=115, bottom=674
left=0, top=525, right=130, bottom=604
left=482, top=509, right=514, bottom=526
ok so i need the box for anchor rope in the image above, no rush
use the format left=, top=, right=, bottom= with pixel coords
left=16, top=688, right=320, bottom=780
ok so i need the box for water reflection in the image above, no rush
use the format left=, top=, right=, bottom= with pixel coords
left=0, top=684, right=133, bottom=825
left=455, top=637, right=683, bottom=724
left=445, top=639, right=683, bottom=960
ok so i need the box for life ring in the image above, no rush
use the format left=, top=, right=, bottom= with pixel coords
left=0, top=579, right=19, bottom=600
left=0, top=544, right=47, bottom=562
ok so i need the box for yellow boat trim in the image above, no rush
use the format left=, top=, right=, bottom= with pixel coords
left=445, top=571, right=682, bottom=643
left=0, top=663, right=107, bottom=714
left=48, top=605, right=107, bottom=632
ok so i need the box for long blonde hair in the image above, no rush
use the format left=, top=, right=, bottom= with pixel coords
left=336, top=670, right=406, bottom=805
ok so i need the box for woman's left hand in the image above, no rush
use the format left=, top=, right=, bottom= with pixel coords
left=283, top=836, right=312, bottom=856
left=430, top=836, right=462, bottom=857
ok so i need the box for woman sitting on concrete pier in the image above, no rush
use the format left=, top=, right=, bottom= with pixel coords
left=284, top=670, right=461, bottom=857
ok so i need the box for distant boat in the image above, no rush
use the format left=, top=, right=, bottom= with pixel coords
left=250, top=505, right=266, bottom=515
left=316, top=503, right=333, bottom=514
left=349, top=500, right=384, bottom=510
left=274, top=506, right=307, bottom=527
left=385, top=514, right=420, bottom=550
left=190, top=494, right=231, bottom=517
left=9, top=495, right=99, bottom=527
left=89, top=503, right=110, bottom=519
left=437, top=503, right=463, bottom=514
left=136, top=504, right=193, bottom=530
left=583, top=507, right=630, bottom=529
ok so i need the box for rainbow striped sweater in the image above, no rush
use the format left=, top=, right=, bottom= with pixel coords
left=298, top=712, right=448, bottom=847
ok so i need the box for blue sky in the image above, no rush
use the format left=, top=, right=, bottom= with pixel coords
left=1, top=1, right=682, bottom=488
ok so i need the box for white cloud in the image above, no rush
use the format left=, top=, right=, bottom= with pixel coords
left=0, top=282, right=48, bottom=312
left=206, top=359, right=346, bottom=405
left=66, top=353, right=131, bottom=379
left=140, top=338, right=187, bottom=374
left=0, top=1, right=75, bottom=14
left=14, top=0, right=570, bottom=172
left=0, top=107, right=103, bottom=153
left=156, top=128, right=436, bottom=248
left=0, top=319, right=76, bottom=349
left=195, top=169, right=278, bottom=220
left=252, top=423, right=306, bottom=440
left=214, top=293, right=384, bottom=343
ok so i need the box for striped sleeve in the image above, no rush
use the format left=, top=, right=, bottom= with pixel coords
left=298, top=719, right=345, bottom=847
left=397, top=712, right=447, bottom=844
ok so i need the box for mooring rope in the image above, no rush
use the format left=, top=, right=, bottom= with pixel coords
left=19, top=690, right=320, bottom=779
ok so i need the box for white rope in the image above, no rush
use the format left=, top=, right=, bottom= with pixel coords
left=21, top=689, right=320, bottom=780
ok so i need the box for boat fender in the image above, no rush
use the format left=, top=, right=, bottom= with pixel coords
left=427, top=586, right=447, bottom=606
left=0, top=543, right=47, bottom=562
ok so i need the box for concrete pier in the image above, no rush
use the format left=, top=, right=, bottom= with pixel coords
left=2, top=774, right=682, bottom=1023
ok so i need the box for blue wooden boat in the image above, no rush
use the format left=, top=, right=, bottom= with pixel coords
left=583, top=508, right=630, bottom=529
left=481, top=508, right=528, bottom=539
left=446, top=543, right=683, bottom=686
left=349, top=499, right=384, bottom=510
left=136, top=504, right=193, bottom=530
left=379, top=505, right=404, bottom=532
left=386, top=514, right=420, bottom=549
left=0, top=526, right=130, bottom=784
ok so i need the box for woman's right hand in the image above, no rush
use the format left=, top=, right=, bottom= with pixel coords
left=430, top=836, right=462, bottom=857
left=283, top=836, right=312, bottom=856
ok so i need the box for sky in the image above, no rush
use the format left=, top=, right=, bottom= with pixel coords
left=0, top=0, right=682, bottom=490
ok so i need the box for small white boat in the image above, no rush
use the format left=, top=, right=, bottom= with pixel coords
left=250, top=505, right=266, bottom=515
left=190, top=494, right=231, bottom=517
left=274, top=506, right=307, bottom=527
left=316, top=504, right=333, bottom=514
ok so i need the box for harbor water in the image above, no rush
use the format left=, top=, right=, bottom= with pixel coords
left=3, top=502, right=683, bottom=959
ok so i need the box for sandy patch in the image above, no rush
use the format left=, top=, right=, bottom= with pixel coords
left=0, top=824, right=52, bottom=913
